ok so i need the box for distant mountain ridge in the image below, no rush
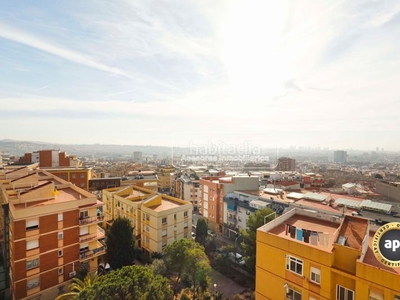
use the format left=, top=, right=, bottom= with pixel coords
left=0, top=139, right=187, bottom=158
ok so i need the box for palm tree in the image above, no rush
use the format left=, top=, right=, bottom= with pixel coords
left=55, top=274, right=97, bottom=300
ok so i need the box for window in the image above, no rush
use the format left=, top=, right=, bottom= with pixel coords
left=146, top=214, right=150, bottom=221
left=26, top=258, right=39, bottom=270
left=162, top=217, right=167, bottom=225
left=72, top=174, right=76, bottom=179
left=146, top=226, right=150, bottom=232
left=26, top=219, right=39, bottom=231
left=58, top=268, right=64, bottom=275
left=162, top=229, right=167, bottom=236
left=286, top=255, right=303, bottom=276
left=286, top=287, right=302, bottom=300
left=58, top=232, right=63, bottom=240
left=26, top=239, right=39, bottom=250
left=79, top=211, right=88, bottom=219
left=336, top=285, right=354, bottom=300
left=80, top=173, right=85, bottom=179
left=80, top=182, right=85, bottom=188
left=174, top=214, right=177, bottom=220
left=310, top=267, right=321, bottom=284
left=58, top=213, right=63, bottom=222
left=58, top=250, right=63, bottom=257
left=27, top=277, right=40, bottom=290
left=184, top=211, right=188, bottom=217
left=369, top=290, right=383, bottom=300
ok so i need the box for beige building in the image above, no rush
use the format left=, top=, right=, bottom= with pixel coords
left=156, top=166, right=175, bottom=193
left=102, top=185, right=192, bottom=253
left=0, top=165, right=104, bottom=300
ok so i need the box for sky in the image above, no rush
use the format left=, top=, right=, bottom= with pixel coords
left=1, top=0, right=400, bottom=152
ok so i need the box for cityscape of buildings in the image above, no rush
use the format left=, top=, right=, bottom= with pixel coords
left=0, top=146, right=400, bottom=299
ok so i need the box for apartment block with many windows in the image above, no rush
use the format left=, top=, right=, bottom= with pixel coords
left=0, top=166, right=104, bottom=300
left=256, top=208, right=400, bottom=299
left=102, top=185, right=192, bottom=253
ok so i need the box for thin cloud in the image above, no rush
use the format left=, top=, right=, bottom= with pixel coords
left=0, top=23, right=135, bottom=80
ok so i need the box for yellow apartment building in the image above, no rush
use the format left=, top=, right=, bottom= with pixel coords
left=102, top=185, right=192, bottom=253
left=0, top=166, right=104, bottom=300
left=141, top=194, right=192, bottom=253
left=256, top=208, right=400, bottom=300
left=156, top=166, right=175, bottom=193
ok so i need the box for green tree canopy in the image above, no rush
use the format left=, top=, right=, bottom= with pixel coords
left=164, top=238, right=211, bottom=292
left=75, top=265, right=173, bottom=300
left=195, top=218, right=208, bottom=245
left=106, top=217, right=136, bottom=270
left=55, top=274, right=98, bottom=300
left=240, top=207, right=275, bottom=274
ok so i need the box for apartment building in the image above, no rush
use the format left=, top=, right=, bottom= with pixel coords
left=17, top=150, right=80, bottom=168
left=276, top=157, right=296, bottom=172
left=174, top=175, right=201, bottom=209
left=0, top=166, right=104, bottom=300
left=256, top=208, right=400, bottom=299
left=156, top=165, right=175, bottom=193
left=375, top=180, right=400, bottom=202
left=200, top=175, right=259, bottom=233
left=45, top=167, right=93, bottom=191
left=102, top=185, right=192, bottom=253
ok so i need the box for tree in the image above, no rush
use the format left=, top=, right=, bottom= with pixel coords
left=55, top=274, right=98, bottom=300
left=75, top=265, right=173, bottom=300
left=375, top=173, right=383, bottom=179
left=149, top=258, right=167, bottom=276
left=106, top=217, right=136, bottom=270
left=195, top=218, right=208, bottom=245
left=240, top=208, right=275, bottom=274
left=164, top=239, right=211, bottom=292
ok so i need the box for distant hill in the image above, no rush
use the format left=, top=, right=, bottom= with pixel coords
left=0, top=139, right=188, bottom=158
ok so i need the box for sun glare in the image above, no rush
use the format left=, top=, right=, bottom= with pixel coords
left=220, top=1, right=290, bottom=100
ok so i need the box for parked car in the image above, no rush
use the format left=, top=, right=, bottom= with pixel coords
left=207, top=230, right=215, bottom=237
left=228, top=252, right=245, bottom=265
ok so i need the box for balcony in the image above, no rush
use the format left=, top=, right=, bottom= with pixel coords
left=79, top=215, right=104, bottom=226
left=79, top=243, right=106, bottom=260
left=79, top=227, right=105, bottom=243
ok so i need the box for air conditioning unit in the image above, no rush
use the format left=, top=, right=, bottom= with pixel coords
left=69, top=271, right=77, bottom=278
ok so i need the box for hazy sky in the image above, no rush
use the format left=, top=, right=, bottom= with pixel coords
left=1, top=1, right=400, bottom=151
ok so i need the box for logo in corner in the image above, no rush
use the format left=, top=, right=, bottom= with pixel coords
left=372, top=222, right=400, bottom=268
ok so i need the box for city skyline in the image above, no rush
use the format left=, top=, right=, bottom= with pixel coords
left=1, top=1, right=400, bottom=151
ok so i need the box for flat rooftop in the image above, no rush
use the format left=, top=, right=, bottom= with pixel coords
left=13, top=187, right=91, bottom=209
left=148, top=198, right=184, bottom=212
left=268, top=214, right=339, bottom=251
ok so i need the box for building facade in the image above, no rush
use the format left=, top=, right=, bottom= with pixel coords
left=200, top=175, right=259, bottom=233
left=333, top=150, right=347, bottom=163
left=102, top=185, right=192, bottom=253
left=156, top=166, right=175, bottom=193
left=0, top=166, right=104, bottom=300
left=256, top=208, right=400, bottom=299
left=45, top=167, right=93, bottom=191
left=276, top=157, right=296, bottom=172
left=17, top=150, right=80, bottom=168
left=375, top=180, right=400, bottom=202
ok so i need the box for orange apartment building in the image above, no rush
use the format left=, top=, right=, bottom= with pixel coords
left=0, top=166, right=104, bottom=300
left=256, top=208, right=400, bottom=299
left=200, top=175, right=259, bottom=233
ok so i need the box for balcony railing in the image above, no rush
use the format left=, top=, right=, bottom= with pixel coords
left=79, top=215, right=104, bottom=225
left=79, top=227, right=105, bottom=243
left=79, top=245, right=105, bottom=260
